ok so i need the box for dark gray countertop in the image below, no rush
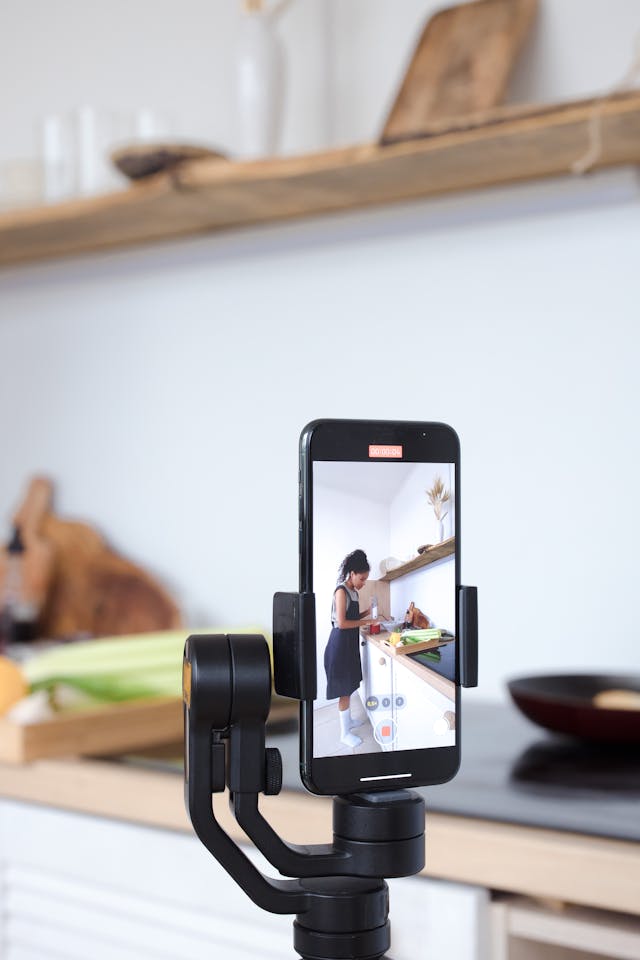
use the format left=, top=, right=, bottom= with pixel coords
left=268, top=701, right=640, bottom=843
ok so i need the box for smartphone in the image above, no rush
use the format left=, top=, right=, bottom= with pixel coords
left=299, top=419, right=461, bottom=795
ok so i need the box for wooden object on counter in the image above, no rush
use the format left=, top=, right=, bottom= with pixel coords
left=380, top=633, right=455, bottom=657
left=0, top=697, right=182, bottom=764
left=381, top=0, right=538, bottom=144
left=0, top=478, right=54, bottom=615
left=364, top=630, right=455, bottom=700
left=12, top=477, right=181, bottom=638
left=1, top=90, right=640, bottom=268
left=0, top=695, right=296, bottom=765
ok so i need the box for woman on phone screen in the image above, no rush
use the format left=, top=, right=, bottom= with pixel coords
left=325, top=549, right=378, bottom=748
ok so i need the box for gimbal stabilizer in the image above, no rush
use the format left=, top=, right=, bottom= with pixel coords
left=183, top=587, right=477, bottom=960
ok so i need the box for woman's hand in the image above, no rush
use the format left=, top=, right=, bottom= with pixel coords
left=361, top=611, right=384, bottom=625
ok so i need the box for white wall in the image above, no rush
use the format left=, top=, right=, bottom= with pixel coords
left=389, top=463, right=456, bottom=631
left=389, top=463, right=455, bottom=557
left=0, top=3, right=639, bottom=700
left=3, top=1, right=640, bottom=166
left=0, top=0, right=331, bottom=172
left=391, top=562, right=455, bottom=637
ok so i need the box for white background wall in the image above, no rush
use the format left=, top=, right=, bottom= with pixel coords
left=389, top=463, right=455, bottom=557
left=0, top=3, right=639, bottom=700
left=389, top=463, right=456, bottom=633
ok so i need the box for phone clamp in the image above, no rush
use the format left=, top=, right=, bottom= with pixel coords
left=183, top=633, right=426, bottom=960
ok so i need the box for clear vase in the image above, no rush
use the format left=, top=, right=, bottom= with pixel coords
left=236, top=6, right=284, bottom=158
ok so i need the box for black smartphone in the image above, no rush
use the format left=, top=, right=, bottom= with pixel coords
left=299, top=419, right=461, bottom=795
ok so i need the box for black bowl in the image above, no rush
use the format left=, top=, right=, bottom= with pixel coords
left=507, top=674, right=640, bottom=744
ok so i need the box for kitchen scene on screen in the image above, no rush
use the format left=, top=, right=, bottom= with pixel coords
left=313, top=460, right=456, bottom=758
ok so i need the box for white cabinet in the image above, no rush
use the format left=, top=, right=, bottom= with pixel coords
left=359, top=638, right=395, bottom=751
left=0, top=798, right=490, bottom=960
left=392, top=662, right=454, bottom=752
left=359, top=637, right=454, bottom=752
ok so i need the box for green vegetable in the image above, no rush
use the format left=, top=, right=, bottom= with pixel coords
left=400, top=628, right=442, bottom=644
left=23, top=628, right=267, bottom=710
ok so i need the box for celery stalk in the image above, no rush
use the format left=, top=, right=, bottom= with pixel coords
left=22, top=628, right=269, bottom=709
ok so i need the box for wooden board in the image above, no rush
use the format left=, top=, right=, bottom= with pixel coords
left=380, top=634, right=455, bottom=657
left=0, top=696, right=297, bottom=764
left=381, top=0, right=538, bottom=143
left=2, top=477, right=182, bottom=639
left=1, top=91, right=639, bottom=267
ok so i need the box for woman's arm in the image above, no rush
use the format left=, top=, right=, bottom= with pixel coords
left=334, top=588, right=377, bottom=629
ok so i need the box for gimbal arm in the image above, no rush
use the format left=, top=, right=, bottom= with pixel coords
left=183, top=634, right=308, bottom=914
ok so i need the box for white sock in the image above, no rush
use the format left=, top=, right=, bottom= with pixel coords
left=347, top=709, right=361, bottom=729
left=339, top=709, right=361, bottom=747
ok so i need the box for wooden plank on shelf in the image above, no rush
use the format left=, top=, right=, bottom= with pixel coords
left=1, top=91, right=640, bottom=267
left=380, top=538, right=455, bottom=582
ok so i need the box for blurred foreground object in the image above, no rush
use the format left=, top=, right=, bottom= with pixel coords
left=0, top=631, right=296, bottom=763
left=0, top=526, right=42, bottom=647
left=508, top=674, right=640, bottom=744
left=381, top=0, right=538, bottom=144
left=0, top=477, right=181, bottom=639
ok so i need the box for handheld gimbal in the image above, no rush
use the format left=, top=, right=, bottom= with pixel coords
left=183, top=586, right=477, bottom=960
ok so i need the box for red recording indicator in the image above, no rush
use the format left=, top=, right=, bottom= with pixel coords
left=369, top=444, right=403, bottom=459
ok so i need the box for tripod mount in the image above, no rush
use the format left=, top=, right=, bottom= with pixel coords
left=183, top=586, right=477, bottom=959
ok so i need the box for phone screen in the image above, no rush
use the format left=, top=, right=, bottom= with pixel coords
left=300, top=420, right=460, bottom=794
left=311, top=459, right=456, bottom=759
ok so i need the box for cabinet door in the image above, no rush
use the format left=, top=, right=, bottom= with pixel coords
left=389, top=877, right=490, bottom=960
left=392, top=663, right=455, bottom=752
left=364, top=643, right=395, bottom=751
left=358, top=636, right=370, bottom=707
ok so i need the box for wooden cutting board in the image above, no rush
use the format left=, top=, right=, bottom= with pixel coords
left=4, top=477, right=181, bottom=638
left=381, top=635, right=455, bottom=657
left=381, top=0, right=538, bottom=144
left=0, top=696, right=297, bottom=764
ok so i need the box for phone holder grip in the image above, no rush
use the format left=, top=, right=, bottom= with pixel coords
left=273, top=591, right=317, bottom=700
left=273, top=586, right=478, bottom=699
left=458, top=585, right=478, bottom=688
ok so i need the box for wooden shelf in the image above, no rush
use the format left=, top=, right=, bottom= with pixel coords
left=1, top=91, right=640, bottom=267
left=380, top=537, right=455, bottom=582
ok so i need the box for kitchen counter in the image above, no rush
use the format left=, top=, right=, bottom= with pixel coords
left=0, top=702, right=638, bottom=916
left=361, top=628, right=455, bottom=700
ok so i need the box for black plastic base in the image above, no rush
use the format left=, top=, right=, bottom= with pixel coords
left=332, top=791, right=425, bottom=877
left=294, top=877, right=390, bottom=960
left=184, top=633, right=432, bottom=959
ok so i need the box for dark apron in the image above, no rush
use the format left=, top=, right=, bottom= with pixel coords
left=324, top=586, right=363, bottom=699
